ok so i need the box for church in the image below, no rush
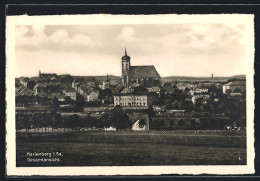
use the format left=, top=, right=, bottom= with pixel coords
left=121, top=49, right=161, bottom=86
left=113, top=49, right=161, bottom=108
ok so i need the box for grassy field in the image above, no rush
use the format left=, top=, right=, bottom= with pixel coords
left=16, top=130, right=246, bottom=166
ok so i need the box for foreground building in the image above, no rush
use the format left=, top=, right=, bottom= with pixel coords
left=114, top=95, right=148, bottom=107
left=223, top=80, right=246, bottom=94
left=63, top=87, right=77, bottom=101
left=190, top=83, right=209, bottom=96
left=114, top=87, right=151, bottom=107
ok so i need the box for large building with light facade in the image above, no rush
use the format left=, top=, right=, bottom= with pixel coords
left=114, top=94, right=149, bottom=107
left=222, top=81, right=246, bottom=94
left=114, top=87, right=154, bottom=107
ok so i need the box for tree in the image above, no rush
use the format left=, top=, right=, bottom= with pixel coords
left=225, top=89, right=232, bottom=95
left=99, top=88, right=113, bottom=104
left=158, top=119, right=165, bottom=130
left=190, top=119, right=197, bottom=129
left=194, top=97, right=204, bottom=112
left=60, top=116, right=68, bottom=132
left=82, top=114, right=97, bottom=128
left=99, top=113, right=112, bottom=128
left=138, top=119, right=146, bottom=128
left=76, top=94, right=85, bottom=111
left=64, top=96, right=73, bottom=103
left=50, top=113, right=61, bottom=132
left=51, top=97, right=59, bottom=113
left=183, top=100, right=193, bottom=112
left=234, top=88, right=241, bottom=93
left=199, top=118, right=210, bottom=129
left=178, top=119, right=185, bottom=126
left=23, top=114, right=31, bottom=134
left=68, top=114, right=82, bottom=131
left=27, top=80, right=37, bottom=90
left=111, top=106, right=132, bottom=130
left=169, top=119, right=174, bottom=130
left=184, top=87, right=190, bottom=93
left=32, top=113, right=42, bottom=132
left=41, top=113, right=51, bottom=132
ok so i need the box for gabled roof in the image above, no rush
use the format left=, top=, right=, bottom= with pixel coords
left=128, top=66, right=161, bottom=79
left=48, top=92, right=65, bottom=99
left=195, top=83, right=207, bottom=90
left=15, top=85, right=34, bottom=96
left=65, top=87, right=76, bottom=92
left=88, top=90, right=99, bottom=95
left=148, top=86, right=160, bottom=90
left=224, top=81, right=246, bottom=86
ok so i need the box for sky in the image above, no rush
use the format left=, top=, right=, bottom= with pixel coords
left=15, top=23, right=246, bottom=77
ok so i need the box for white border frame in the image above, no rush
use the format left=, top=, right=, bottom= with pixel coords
left=6, top=14, right=255, bottom=176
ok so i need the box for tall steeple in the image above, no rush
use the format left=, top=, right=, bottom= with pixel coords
left=39, top=70, right=41, bottom=77
left=121, top=48, right=131, bottom=86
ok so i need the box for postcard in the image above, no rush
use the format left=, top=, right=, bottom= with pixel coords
left=6, top=14, right=255, bottom=176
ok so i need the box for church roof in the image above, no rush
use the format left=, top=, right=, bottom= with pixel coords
left=128, top=66, right=161, bottom=79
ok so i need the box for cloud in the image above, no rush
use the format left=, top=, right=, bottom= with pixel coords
left=15, top=24, right=247, bottom=77
left=16, top=25, right=47, bottom=46
left=116, top=26, right=136, bottom=42
left=16, top=26, right=98, bottom=52
left=176, top=24, right=245, bottom=55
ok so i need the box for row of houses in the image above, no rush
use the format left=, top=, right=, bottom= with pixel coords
left=72, top=79, right=100, bottom=102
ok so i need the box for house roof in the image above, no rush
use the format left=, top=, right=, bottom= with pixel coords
left=65, top=87, right=76, bottom=92
left=16, top=106, right=50, bottom=111
left=224, top=81, right=246, bottom=86
left=195, top=83, right=207, bottom=90
left=115, top=86, right=147, bottom=96
left=15, top=86, right=34, bottom=96
left=20, top=77, right=30, bottom=82
left=48, top=92, right=65, bottom=99
left=72, top=78, right=84, bottom=83
left=128, top=66, right=161, bottom=79
left=148, top=86, right=160, bottom=90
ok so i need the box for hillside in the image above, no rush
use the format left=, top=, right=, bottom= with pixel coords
left=162, top=75, right=246, bottom=82
left=72, top=75, right=121, bottom=81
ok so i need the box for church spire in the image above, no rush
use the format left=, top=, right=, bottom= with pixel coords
left=125, top=47, right=127, bottom=55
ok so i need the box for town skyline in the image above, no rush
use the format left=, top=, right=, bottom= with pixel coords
left=15, top=70, right=245, bottom=79
left=16, top=23, right=246, bottom=78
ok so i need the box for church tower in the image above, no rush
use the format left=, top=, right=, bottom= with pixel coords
left=121, top=48, right=131, bottom=86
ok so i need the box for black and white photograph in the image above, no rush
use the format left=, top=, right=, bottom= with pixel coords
left=6, top=14, right=255, bottom=175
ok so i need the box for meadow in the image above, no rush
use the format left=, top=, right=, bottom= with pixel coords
left=16, top=130, right=246, bottom=166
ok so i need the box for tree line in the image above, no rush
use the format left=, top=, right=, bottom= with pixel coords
left=16, top=106, right=147, bottom=134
